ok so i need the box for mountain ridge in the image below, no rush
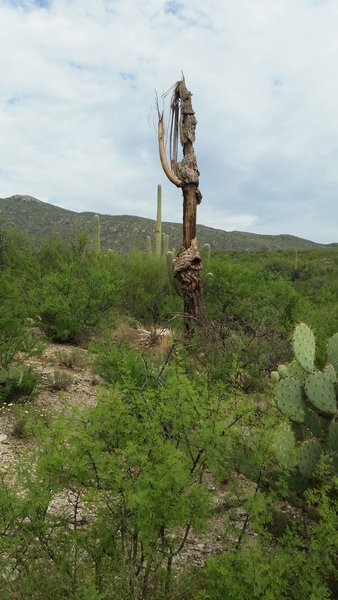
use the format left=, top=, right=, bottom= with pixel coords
left=0, top=194, right=335, bottom=253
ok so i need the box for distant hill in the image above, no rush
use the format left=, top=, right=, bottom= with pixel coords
left=0, top=194, right=334, bottom=253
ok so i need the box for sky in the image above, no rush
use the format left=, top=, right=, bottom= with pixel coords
left=0, top=0, right=338, bottom=244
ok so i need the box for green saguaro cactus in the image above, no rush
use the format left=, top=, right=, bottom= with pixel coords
left=146, top=185, right=171, bottom=258
left=155, top=184, right=162, bottom=257
left=162, top=233, right=169, bottom=256
left=201, top=243, right=210, bottom=268
left=93, top=214, right=101, bottom=256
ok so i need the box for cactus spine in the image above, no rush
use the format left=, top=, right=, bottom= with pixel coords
left=93, top=214, right=101, bottom=256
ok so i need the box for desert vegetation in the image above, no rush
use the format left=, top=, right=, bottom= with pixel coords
left=0, top=223, right=337, bottom=599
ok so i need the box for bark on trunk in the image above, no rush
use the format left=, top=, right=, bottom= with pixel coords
left=158, top=77, right=204, bottom=337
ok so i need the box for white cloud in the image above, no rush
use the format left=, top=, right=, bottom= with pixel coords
left=0, top=0, right=338, bottom=243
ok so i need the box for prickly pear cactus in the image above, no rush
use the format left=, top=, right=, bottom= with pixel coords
left=327, top=332, right=338, bottom=372
left=304, top=371, right=337, bottom=416
left=324, top=363, right=337, bottom=384
left=272, top=322, right=338, bottom=484
left=271, top=371, right=280, bottom=383
left=292, top=322, right=315, bottom=373
left=275, top=378, right=307, bottom=423
left=296, top=439, right=321, bottom=478
left=329, top=421, right=338, bottom=451
left=275, top=360, right=307, bottom=383
left=303, top=408, right=326, bottom=440
left=272, top=424, right=296, bottom=468
left=277, top=364, right=288, bottom=379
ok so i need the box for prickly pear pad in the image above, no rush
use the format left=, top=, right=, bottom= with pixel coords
left=275, top=377, right=307, bottom=422
left=292, top=323, right=315, bottom=373
left=324, top=363, right=337, bottom=384
left=327, top=332, right=338, bottom=372
left=296, top=439, right=321, bottom=478
left=329, top=420, right=338, bottom=451
left=304, top=371, right=337, bottom=416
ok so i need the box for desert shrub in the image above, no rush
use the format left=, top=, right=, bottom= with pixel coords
left=0, top=274, right=39, bottom=366
left=119, top=250, right=179, bottom=326
left=200, top=256, right=302, bottom=386
left=49, top=369, right=74, bottom=391
left=91, top=333, right=154, bottom=389
left=38, top=237, right=123, bottom=342
left=0, top=340, right=336, bottom=599
left=0, top=365, right=39, bottom=405
left=189, top=473, right=337, bottom=600
left=1, top=240, right=338, bottom=599
left=205, top=255, right=301, bottom=332
left=53, top=348, right=88, bottom=369
left=0, top=352, right=225, bottom=598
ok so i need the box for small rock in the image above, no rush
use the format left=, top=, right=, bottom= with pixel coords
left=0, top=433, right=8, bottom=443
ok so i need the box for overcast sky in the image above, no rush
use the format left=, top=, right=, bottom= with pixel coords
left=1, top=0, right=338, bottom=243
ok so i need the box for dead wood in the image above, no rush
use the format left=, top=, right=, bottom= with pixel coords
left=158, top=77, right=204, bottom=336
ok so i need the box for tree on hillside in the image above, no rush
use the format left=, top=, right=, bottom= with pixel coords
left=157, top=76, right=204, bottom=337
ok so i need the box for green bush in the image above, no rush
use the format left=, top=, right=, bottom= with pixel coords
left=119, top=250, right=179, bottom=326
left=191, top=476, right=337, bottom=600
left=1, top=237, right=338, bottom=599
left=0, top=365, right=39, bottom=404
left=38, top=237, right=123, bottom=342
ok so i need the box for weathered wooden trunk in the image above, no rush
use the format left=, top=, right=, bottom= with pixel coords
left=158, top=77, right=204, bottom=337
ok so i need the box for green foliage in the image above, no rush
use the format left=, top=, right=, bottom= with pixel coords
left=92, top=337, right=148, bottom=388
left=0, top=342, right=336, bottom=599
left=1, top=234, right=338, bottom=599
left=120, top=250, right=179, bottom=325
left=184, top=466, right=338, bottom=600
left=3, top=349, right=230, bottom=599
left=38, top=237, right=122, bottom=342
left=0, top=365, right=39, bottom=404
left=0, top=233, right=41, bottom=368
left=201, top=255, right=302, bottom=383
left=0, top=232, right=41, bottom=404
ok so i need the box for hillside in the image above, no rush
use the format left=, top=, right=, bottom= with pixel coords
left=0, top=194, right=333, bottom=252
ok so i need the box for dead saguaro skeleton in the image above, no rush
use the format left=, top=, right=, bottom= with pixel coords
left=157, top=77, right=204, bottom=336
